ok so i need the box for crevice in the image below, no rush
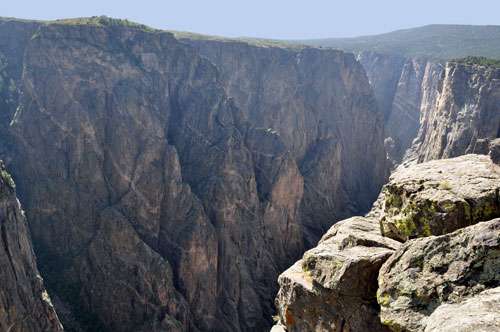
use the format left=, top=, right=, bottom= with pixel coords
left=1, top=222, right=17, bottom=280
left=464, top=198, right=475, bottom=226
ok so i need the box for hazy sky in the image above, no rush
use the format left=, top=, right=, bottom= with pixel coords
left=3, top=0, right=499, bottom=39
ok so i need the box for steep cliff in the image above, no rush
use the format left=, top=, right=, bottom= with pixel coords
left=0, top=19, right=40, bottom=161
left=0, top=161, right=63, bottom=331
left=357, top=51, right=444, bottom=167
left=406, top=62, right=500, bottom=163
left=178, top=36, right=388, bottom=241
left=7, top=20, right=387, bottom=332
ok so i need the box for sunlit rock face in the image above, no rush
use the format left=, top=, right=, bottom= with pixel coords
left=274, top=154, right=500, bottom=332
left=356, top=51, right=444, bottom=168
left=406, top=62, right=500, bottom=163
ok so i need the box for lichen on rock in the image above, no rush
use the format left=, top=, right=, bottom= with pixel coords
left=378, top=218, right=500, bottom=332
left=379, top=154, right=500, bottom=241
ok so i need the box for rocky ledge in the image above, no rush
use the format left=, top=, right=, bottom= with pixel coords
left=380, top=154, right=500, bottom=241
left=273, top=153, right=500, bottom=332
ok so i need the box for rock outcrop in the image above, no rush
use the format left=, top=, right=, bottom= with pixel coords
left=378, top=218, right=500, bottom=332
left=424, top=287, right=500, bottom=332
left=274, top=154, right=500, bottom=332
left=7, top=21, right=387, bottom=332
left=357, top=51, right=444, bottom=168
left=406, top=62, right=500, bottom=163
left=274, top=217, right=400, bottom=332
left=0, top=161, right=62, bottom=331
left=380, top=154, right=500, bottom=241
left=179, top=37, right=388, bottom=241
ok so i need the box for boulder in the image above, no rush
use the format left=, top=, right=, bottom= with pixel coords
left=275, top=217, right=400, bottom=332
left=379, top=154, right=500, bottom=241
left=378, top=219, right=500, bottom=332
left=425, top=287, right=500, bottom=332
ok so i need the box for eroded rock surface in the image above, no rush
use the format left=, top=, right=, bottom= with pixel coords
left=406, top=62, right=500, bottom=163
left=180, top=37, right=388, bottom=241
left=274, top=217, right=400, bottom=332
left=0, top=162, right=62, bottom=332
left=424, top=287, right=500, bottom=332
left=357, top=51, right=443, bottom=168
left=379, top=154, right=500, bottom=241
left=7, top=22, right=387, bottom=332
left=378, top=218, right=500, bottom=332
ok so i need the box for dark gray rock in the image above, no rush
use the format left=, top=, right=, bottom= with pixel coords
left=180, top=37, right=388, bottom=242
left=489, top=138, right=500, bottom=165
left=0, top=161, right=62, bottom=332
left=356, top=51, right=443, bottom=168
left=8, top=22, right=388, bottom=332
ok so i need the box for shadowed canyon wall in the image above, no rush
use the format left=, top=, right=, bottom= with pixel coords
left=0, top=162, right=63, bottom=331
left=0, top=21, right=388, bottom=332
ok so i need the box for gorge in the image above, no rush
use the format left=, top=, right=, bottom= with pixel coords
left=0, top=17, right=499, bottom=332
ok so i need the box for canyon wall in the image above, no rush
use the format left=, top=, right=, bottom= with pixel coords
left=3, top=21, right=387, bottom=332
left=180, top=37, right=388, bottom=242
left=357, top=51, right=444, bottom=167
left=358, top=51, right=499, bottom=168
left=0, top=161, right=62, bottom=332
left=405, top=62, right=500, bottom=163
left=0, top=19, right=40, bottom=162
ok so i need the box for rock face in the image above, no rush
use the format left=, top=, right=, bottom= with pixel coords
left=0, top=19, right=40, bottom=162
left=378, top=218, right=500, bottom=332
left=274, top=217, right=400, bottom=332
left=7, top=22, right=387, bottom=332
left=274, top=154, right=500, bottom=332
left=380, top=154, right=500, bottom=241
left=359, top=52, right=500, bottom=168
left=424, top=287, right=500, bottom=332
left=357, top=51, right=444, bottom=167
left=489, top=138, right=500, bottom=164
left=406, top=62, right=500, bottom=163
left=179, top=38, right=388, bottom=241
left=0, top=161, right=62, bottom=331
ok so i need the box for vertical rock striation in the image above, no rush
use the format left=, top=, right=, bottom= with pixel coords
left=0, top=19, right=40, bottom=161
left=357, top=51, right=444, bottom=167
left=406, top=62, right=500, bottom=163
left=8, top=22, right=387, bottom=332
left=0, top=161, right=63, bottom=332
left=178, top=37, right=388, bottom=242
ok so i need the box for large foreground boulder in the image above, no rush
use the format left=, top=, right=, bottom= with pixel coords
left=274, top=217, right=400, bottom=332
left=379, top=154, right=500, bottom=241
left=424, top=287, right=500, bottom=332
left=378, top=218, right=500, bottom=332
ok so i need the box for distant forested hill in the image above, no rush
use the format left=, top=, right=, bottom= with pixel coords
left=293, top=24, right=500, bottom=60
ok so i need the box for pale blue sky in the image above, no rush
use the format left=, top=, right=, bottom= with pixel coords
left=2, top=0, right=499, bottom=39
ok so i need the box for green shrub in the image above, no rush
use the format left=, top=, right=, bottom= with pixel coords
left=450, top=56, right=500, bottom=68
left=1, top=169, right=14, bottom=187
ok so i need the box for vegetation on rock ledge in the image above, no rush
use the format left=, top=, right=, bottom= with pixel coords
left=450, top=56, right=500, bottom=68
